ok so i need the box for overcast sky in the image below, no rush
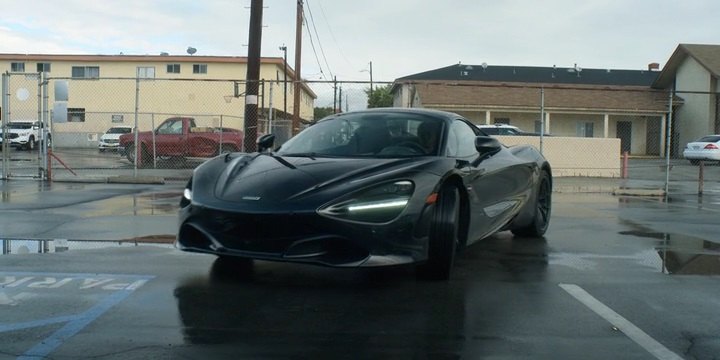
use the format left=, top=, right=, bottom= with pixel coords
left=1, top=0, right=718, bottom=83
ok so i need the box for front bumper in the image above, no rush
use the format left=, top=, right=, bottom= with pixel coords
left=176, top=204, right=430, bottom=267
left=99, top=141, right=121, bottom=150
left=683, top=149, right=720, bottom=161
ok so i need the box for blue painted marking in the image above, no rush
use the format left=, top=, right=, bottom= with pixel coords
left=0, top=272, right=153, bottom=360
left=0, top=315, right=77, bottom=333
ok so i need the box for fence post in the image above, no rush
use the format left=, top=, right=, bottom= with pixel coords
left=698, top=161, right=704, bottom=195
left=621, top=151, right=629, bottom=179
left=1, top=73, right=9, bottom=179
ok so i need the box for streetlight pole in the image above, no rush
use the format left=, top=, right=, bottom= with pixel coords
left=279, top=44, right=288, bottom=119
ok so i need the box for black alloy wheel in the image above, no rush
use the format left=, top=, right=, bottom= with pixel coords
left=417, top=185, right=460, bottom=281
left=512, top=171, right=551, bottom=237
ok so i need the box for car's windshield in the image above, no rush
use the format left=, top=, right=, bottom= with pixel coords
left=277, top=112, right=445, bottom=157
left=697, top=135, right=720, bottom=142
left=7, top=123, right=34, bottom=130
left=107, top=127, right=132, bottom=134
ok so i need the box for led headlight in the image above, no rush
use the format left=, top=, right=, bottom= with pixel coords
left=180, top=178, right=193, bottom=207
left=319, top=180, right=414, bottom=223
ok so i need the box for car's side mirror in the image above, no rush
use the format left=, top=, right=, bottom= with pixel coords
left=475, top=136, right=502, bottom=158
left=257, top=133, right=276, bottom=152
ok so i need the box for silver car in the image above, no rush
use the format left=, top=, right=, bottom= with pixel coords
left=683, top=135, right=720, bottom=165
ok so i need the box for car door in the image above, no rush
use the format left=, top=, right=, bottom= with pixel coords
left=446, top=119, right=534, bottom=243
left=155, top=118, right=186, bottom=156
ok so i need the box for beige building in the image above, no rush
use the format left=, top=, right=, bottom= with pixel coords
left=392, top=63, right=671, bottom=157
left=653, top=44, right=720, bottom=156
left=0, top=53, right=316, bottom=147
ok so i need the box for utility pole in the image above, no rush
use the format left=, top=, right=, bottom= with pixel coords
left=244, top=0, right=263, bottom=152
left=369, top=61, right=373, bottom=94
left=292, top=0, right=303, bottom=135
left=333, top=76, right=337, bottom=113
left=279, top=44, right=288, bottom=119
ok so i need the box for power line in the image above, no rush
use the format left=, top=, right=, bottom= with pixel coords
left=302, top=12, right=326, bottom=79
left=304, top=0, right=334, bottom=79
left=315, top=1, right=352, bottom=69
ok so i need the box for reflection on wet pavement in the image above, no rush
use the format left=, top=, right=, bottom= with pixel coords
left=82, top=191, right=181, bottom=216
left=619, top=229, right=720, bottom=275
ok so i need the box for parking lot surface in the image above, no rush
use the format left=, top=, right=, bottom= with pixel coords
left=1, top=176, right=720, bottom=359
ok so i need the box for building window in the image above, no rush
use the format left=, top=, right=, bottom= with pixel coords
left=576, top=122, right=594, bottom=137
left=11, top=62, right=25, bottom=72
left=68, top=108, right=86, bottom=122
left=167, top=64, right=180, bottom=73
left=494, top=117, right=510, bottom=124
left=137, top=66, right=155, bottom=79
left=37, top=62, right=51, bottom=72
left=71, top=66, right=100, bottom=79
left=193, top=64, right=208, bottom=74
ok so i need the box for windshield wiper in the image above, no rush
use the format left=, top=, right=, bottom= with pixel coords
left=255, top=152, right=297, bottom=169
left=278, top=152, right=317, bottom=160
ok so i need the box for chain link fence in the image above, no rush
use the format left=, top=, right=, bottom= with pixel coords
left=2, top=75, right=719, bottom=194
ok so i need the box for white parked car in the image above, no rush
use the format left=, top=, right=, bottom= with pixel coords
left=0, top=120, right=51, bottom=151
left=98, top=126, right=133, bottom=152
left=683, top=134, right=720, bottom=165
left=477, top=124, right=525, bottom=136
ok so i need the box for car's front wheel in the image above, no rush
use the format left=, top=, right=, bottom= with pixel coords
left=417, top=185, right=460, bottom=281
left=125, top=143, right=151, bottom=167
left=25, top=136, right=36, bottom=151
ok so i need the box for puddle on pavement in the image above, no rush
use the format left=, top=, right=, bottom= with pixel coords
left=619, top=229, right=720, bottom=275
left=1, top=238, right=174, bottom=255
left=85, top=191, right=181, bottom=216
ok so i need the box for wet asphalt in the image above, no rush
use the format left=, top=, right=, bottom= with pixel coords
left=1, top=167, right=720, bottom=358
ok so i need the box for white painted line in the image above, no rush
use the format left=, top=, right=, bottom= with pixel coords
left=559, top=283, right=683, bottom=360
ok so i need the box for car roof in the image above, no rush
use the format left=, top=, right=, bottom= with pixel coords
left=318, top=107, right=462, bottom=123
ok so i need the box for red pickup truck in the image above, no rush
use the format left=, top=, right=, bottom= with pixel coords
left=119, top=117, right=244, bottom=166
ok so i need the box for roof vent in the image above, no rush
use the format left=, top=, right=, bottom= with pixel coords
left=648, top=62, right=660, bottom=71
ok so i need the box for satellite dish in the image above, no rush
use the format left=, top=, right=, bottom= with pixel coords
left=187, top=47, right=197, bottom=55
left=481, top=62, right=488, bottom=69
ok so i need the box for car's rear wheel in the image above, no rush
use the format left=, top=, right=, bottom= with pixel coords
left=689, top=159, right=700, bottom=166
left=512, top=170, right=551, bottom=237
left=417, top=186, right=460, bottom=281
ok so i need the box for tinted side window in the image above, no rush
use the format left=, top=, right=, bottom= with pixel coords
left=447, top=120, right=479, bottom=158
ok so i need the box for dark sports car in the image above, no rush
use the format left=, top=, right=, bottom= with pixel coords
left=176, top=108, right=552, bottom=280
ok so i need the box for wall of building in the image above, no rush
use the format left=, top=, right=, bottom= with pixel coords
left=497, top=135, right=621, bottom=177
left=1, top=57, right=316, bottom=147
left=675, top=57, right=713, bottom=148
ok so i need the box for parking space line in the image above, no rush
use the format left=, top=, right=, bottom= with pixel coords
left=559, top=283, right=683, bottom=360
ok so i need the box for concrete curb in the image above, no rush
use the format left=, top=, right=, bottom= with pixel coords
left=107, top=175, right=165, bottom=184
left=612, top=188, right=666, bottom=196
left=51, top=176, right=166, bottom=185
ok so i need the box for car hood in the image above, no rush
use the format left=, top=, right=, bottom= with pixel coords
left=209, top=154, right=437, bottom=204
